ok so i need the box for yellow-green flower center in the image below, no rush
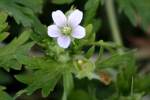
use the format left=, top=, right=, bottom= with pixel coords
left=61, top=26, right=72, bottom=36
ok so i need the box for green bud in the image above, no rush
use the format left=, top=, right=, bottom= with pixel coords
left=74, top=58, right=95, bottom=79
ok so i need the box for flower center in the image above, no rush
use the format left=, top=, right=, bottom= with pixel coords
left=61, top=26, right=72, bottom=36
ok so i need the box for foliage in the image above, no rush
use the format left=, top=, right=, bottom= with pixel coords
left=0, top=0, right=46, bottom=35
left=0, top=29, right=34, bottom=71
left=84, top=0, right=101, bottom=32
left=117, top=0, right=150, bottom=31
left=0, top=11, right=9, bottom=42
left=0, top=86, right=13, bottom=100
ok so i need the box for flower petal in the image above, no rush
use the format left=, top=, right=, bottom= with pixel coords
left=68, top=9, right=83, bottom=28
left=48, top=25, right=61, bottom=37
left=57, top=36, right=71, bottom=48
left=52, top=10, right=67, bottom=27
left=72, top=25, right=85, bottom=39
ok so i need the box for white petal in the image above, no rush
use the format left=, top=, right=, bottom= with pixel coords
left=48, top=25, right=61, bottom=37
left=72, top=25, right=85, bottom=39
left=52, top=10, right=67, bottom=27
left=57, top=36, right=71, bottom=48
left=68, top=9, right=83, bottom=28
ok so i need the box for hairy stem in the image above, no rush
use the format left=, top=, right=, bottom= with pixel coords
left=105, top=0, right=123, bottom=52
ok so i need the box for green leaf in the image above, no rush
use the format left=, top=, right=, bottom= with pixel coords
left=15, top=55, right=68, bottom=97
left=0, top=23, right=8, bottom=32
left=26, top=64, right=63, bottom=97
left=0, top=11, right=8, bottom=23
left=117, top=0, right=150, bottom=31
left=0, top=86, right=13, bottom=100
left=0, top=32, right=9, bottom=42
left=0, top=11, right=9, bottom=41
left=85, top=24, right=93, bottom=38
left=0, top=0, right=46, bottom=35
left=62, top=71, right=74, bottom=100
left=0, top=86, right=6, bottom=90
left=41, top=68, right=62, bottom=97
left=13, top=0, right=44, bottom=13
left=13, top=30, right=31, bottom=47
left=85, top=46, right=95, bottom=58
left=93, top=19, right=101, bottom=32
left=79, top=24, right=95, bottom=47
left=0, top=31, right=31, bottom=56
left=84, top=0, right=101, bottom=32
left=96, top=51, right=136, bottom=95
left=15, top=71, right=34, bottom=84
left=134, top=74, right=150, bottom=93
left=15, top=50, right=74, bottom=97
left=0, top=91, right=13, bottom=100
left=0, top=11, right=8, bottom=32
left=84, top=0, right=100, bottom=25
left=16, top=55, right=55, bottom=70
left=0, top=30, right=33, bottom=70
left=0, top=69, right=13, bottom=84
left=96, top=51, right=136, bottom=69
left=51, top=0, right=74, bottom=4
left=0, top=30, right=31, bottom=56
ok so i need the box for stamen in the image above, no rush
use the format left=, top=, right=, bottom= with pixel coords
left=61, top=26, right=72, bottom=36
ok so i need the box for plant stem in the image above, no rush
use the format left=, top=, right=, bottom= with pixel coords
left=105, top=0, right=123, bottom=53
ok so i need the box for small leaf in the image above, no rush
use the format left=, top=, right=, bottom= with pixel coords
left=26, top=66, right=63, bottom=97
left=134, top=74, right=150, bottom=92
left=14, top=0, right=44, bottom=13
left=0, top=32, right=9, bottom=42
left=15, top=71, right=33, bottom=84
left=84, top=0, right=100, bottom=25
left=79, top=24, right=95, bottom=47
left=0, top=0, right=46, bottom=36
left=93, top=19, right=101, bottom=32
left=117, top=0, right=150, bottom=31
left=0, top=11, right=8, bottom=32
left=15, top=30, right=31, bottom=46
left=0, top=86, right=13, bottom=100
left=85, top=24, right=93, bottom=38
left=41, top=72, right=61, bottom=97
left=0, top=11, right=8, bottom=24
left=0, top=86, right=6, bottom=90
left=96, top=51, right=136, bottom=95
left=96, top=51, right=136, bottom=69
left=0, top=30, right=33, bottom=70
left=85, top=46, right=95, bottom=58
left=15, top=56, right=66, bottom=97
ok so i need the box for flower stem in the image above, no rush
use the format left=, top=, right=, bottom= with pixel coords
left=105, top=0, right=123, bottom=53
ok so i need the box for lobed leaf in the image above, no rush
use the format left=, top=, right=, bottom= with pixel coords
left=0, top=86, right=13, bottom=100
left=0, top=30, right=34, bottom=70
left=117, top=0, right=150, bottom=31
left=0, top=0, right=46, bottom=36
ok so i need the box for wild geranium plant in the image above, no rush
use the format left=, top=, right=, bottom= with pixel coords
left=0, top=0, right=150, bottom=100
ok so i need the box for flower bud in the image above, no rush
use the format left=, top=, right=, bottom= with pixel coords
left=74, top=58, right=95, bottom=79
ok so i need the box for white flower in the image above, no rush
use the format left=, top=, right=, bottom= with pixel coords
left=47, top=9, right=86, bottom=48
